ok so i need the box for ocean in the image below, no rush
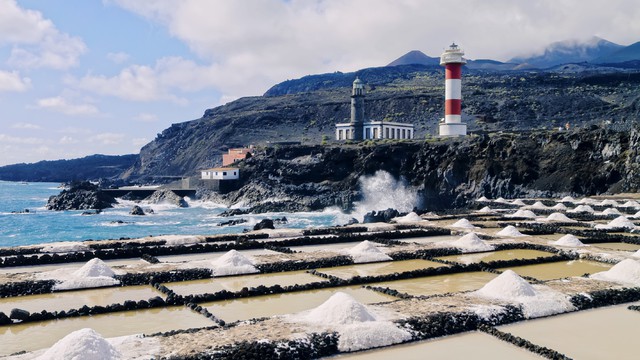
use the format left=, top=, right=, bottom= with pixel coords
left=0, top=181, right=345, bottom=248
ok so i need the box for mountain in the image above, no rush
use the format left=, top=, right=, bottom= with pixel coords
left=466, top=59, right=522, bottom=71
left=0, top=154, right=138, bottom=182
left=509, top=36, right=624, bottom=68
left=593, top=41, right=640, bottom=64
left=387, top=50, right=440, bottom=66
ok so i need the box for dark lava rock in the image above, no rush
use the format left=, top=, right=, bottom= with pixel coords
left=248, top=201, right=311, bottom=214
left=130, top=205, right=145, bottom=216
left=363, top=208, right=400, bottom=223
left=0, top=312, right=11, bottom=325
left=219, top=219, right=248, bottom=227
left=144, top=189, right=188, bottom=208
left=81, top=210, right=101, bottom=215
left=253, top=219, right=275, bottom=230
left=148, top=296, right=165, bottom=307
left=218, top=208, right=249, bottom=217
left=273, top=217, right=288, bottom=224
left=347, top=218, right=359, bottom=225
left=9, top=308, right=30, bottom=321
left=46, top=181, right=116, bottom=211
left=145, top=208, right=154, bottom=214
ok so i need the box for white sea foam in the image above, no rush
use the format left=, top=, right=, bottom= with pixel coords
left=351, top=171, right=418, bottom=221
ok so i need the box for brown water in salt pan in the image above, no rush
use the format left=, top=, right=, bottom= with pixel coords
left=315, top=260, right=447, bottom=280
left=164, top=270, right=327, bottom=296
left=288, top=242, right=368, bottom=253
left=499, top=260, right=612, bottom=281
left=0, top=257, right=145, bottom=275
left=499, top=303, right=640, bottom=360
left=371, top=272, right=497, bottom=297
left=327, top=331, right=540, bottom=359
left=590, top=242, right=640, bottom=251
left=202, top=286, right=394, bottom=323
left=436, top=249, right=555, bottom=265
left=0, top=306, right=214, bottom=356
left=0, top=284, right=162, bottom=314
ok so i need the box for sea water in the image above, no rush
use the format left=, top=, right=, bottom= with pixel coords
left=0, top=181, right=343, bottom=247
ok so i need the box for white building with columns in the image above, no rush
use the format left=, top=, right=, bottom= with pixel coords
left=336, top=78, right=414, bottom=141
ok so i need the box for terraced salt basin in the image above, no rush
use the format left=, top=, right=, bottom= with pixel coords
left=499, top=303, right=640, bottom=360
left=499, top=260, right=612, bottom=281
left=0, top=306, right=214, bottom=356
left=156, top=248, right=279, bottom=263
left=164, top=270, right=327, bottom=296
left=0, top=257, right=146, bottom=275
left=589, top=242, right=640, bottom=251
left=371, top=272, right=497, bottom=297
left=288, top=242, right=374, bottom=253
left=315, top=259, right=447, bottom=280
left=0, top=284, right=163, bottom=314
left=328, top=331, right=540, bottom=359
left=393, top=235, right=457, bottom=244
left=435, top=249, right=556, bottom=265
left=202, top=286, right=394, bottom=323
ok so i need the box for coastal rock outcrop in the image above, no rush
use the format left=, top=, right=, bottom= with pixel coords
left=130, top=205, right=145, bottom=216
left=144, top=189, right=188, bottom=208
left=253, top=219, right=275, bottom=230
left=46, top=181, right=116, bottom=211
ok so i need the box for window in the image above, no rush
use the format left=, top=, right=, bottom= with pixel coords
left=365, top=128, right=371, bottom=139
left=223, top=172, right=227, bottom=176
left=338, top=130, right=343, bottom=140
left=373, top=128, right=378, bottom=138
left=402, top=129, right=406, bottom=139
left=233, top=171, right=237, bottom=175
left=385, top=128, right=390, bottom=138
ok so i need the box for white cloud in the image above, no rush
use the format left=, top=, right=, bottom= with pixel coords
left=58, top=136, right=78, bottom=145
left=0, top=133, right=42, bottom=145
left=107, top=51, right=130, bottom=64
left=88, top=132, right=125, bottom=145
left=0, top=0, right=86, bottom=70
left=108, top=0, right=640, bottom=99
left=134, top=112, right=158, bottom=122
left=36, top=96, right=99, bottom=116
left=0, top=70, right=31, bottom=92
left=132, top=137, right=148, bottom=147
left=11, top=122, right=41, bottom=130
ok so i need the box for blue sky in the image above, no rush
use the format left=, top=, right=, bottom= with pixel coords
left=1, top=0, right=638, bottom=166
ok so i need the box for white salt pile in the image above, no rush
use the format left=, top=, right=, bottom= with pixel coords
left=448, top=233, right=494, bottom=252
left=477, top=196, right=490, bottom=202
left=37, top=328, right=121, bottom=360
left=601, top=208, right=622, bottom=215
left=476, top=206, right=494, bottom=213
left=53, top=258, right=120, bottom=290
left=545, top=212, right=576, bottom=222
left=294, top=292, right=412, bottom=352
left=511, top=199, right=526, bottom=206
left=622, top=200, right=640, bottom=208
left=591, top=259, right=640, bottom=286
left=473, top=270, right=574, bottom=318
left=551, top=203, right=568, bottom=210
left=598, top=199, right=620, bottom=207
left=577, top=198, right=597, bottom=205
left=449, top=218, right=477, bottom=229
left=550, top=234, right=586, bottom=247
left=495, top=197, right=509, bottom=203
left=476, top=270, right=536, bottom=299
left=560, top=196, right=576, bottom=202
left=496, top=225, right=528, bottom=237
left=632, top=250, right=640, bottom=259
left=569, top=205, right=595, bottom=213
left=507, top=209, right=537, bottom=218
left=595, top=216, right=638, bottom=230
left=392, top=212, right=423, bottom=223
left=346, top=241, right=392, bottom=263
left=210, top=250, right=259, bottom=276
left=40, top=242, right=90, bottom=253
left=634, top=210, right=640, bottom=219
left=528, top=201, right=548, bottom=209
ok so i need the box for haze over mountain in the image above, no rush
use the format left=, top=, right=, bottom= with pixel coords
left=594, top=41, right=640, bottom=64
left=510, top=36, right=624, bottom=68
left=387, top=50, right=440, bottom=67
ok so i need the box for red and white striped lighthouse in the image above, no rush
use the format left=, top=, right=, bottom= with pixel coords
left=439, top=43, right=467, bottom=136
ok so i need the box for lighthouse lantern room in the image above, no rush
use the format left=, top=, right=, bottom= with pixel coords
left=439, top=43, right=467, bottom=136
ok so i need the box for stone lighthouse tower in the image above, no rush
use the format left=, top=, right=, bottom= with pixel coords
left=350, top=77, right=365, bottom=140
left=439, top=43, right=467, bottom=136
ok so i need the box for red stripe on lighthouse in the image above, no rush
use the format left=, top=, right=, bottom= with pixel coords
left=445, top=65, right=461, bottom=79
left=445, top=99, right=461, bottom=115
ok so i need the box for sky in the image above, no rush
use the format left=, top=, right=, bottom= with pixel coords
left=0, top=0, right=639, bottom=166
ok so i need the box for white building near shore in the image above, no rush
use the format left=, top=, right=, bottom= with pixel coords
left=201, top=167, right=239, bottom=180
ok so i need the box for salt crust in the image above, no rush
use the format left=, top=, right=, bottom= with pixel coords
left=594, top=216, right=637, bottom=230
left=527, top=201, right=548, bottom=209
left=560, top=196, right=576, bottom=202
left=291, top=292, right=411, bottom=352
left=477, top=196, right=490, bottom=202
left=550, top=234, right=587, bottom=247
left=577, top=198, right=598, bottom=205
left=507, top=209, right=537, bottom=218
left=601, top=208, right=622, bottom=215
left=448, top=218, right=477, bottom=229
left=622, top=200, right=640, bottom=208
left=551, top=203, right=568, bottom=210
left=42, top=258, right=120, bottom=291
left=40, top=242, right=90, bottom=253
left=476, top=206, right=493, bottom=213
left=473, top=270, right=575, bottom=318
left=598, top=199, right=620, bottom=207
left=448, top=233, right=495, bottom=253
left=152, top=235, right=203, bottom=246
left=569, top=205, right=595, bottom=213
left=37, top=328, right=121, bottom=360
left=591, top=259, right=640, bottom=286
left=392, top=212, right=423, bottom=223
left=632, top=250, right=640, bottom=259
left=210, top=250, right=259, bottom=276
left=494, top=197, right=509, bottom=203
left=346, top=241, right=392, bottom=264
left=544, top=212, right=575, bottom=222
left=511, top=199, right=526, bottom=206
left=495, top=225, right=528, bottom=237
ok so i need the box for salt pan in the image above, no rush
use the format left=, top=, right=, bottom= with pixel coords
left=448, top=233, right=494, bottom=252
left=40, top=242, right=90, bottom=253
left=37, top=328, right=121, bottom=360
left=449, top=218, right=477, bottom=229
left=591, top=259, right=640, bottom=286
left=507, top=209, right=537, bottom=218
left=550, top=234, right=586, bottom=247
left=545, top=212, right=575, bottom=222
left=210, top=250, right=259, bottom=276
left=303, top=292, right=376, bottom=325
left=569, top=205, right=595, bottom=213
left=496, top=225, right=528, bottom=237
left=346, top=241, right=392, bottom=263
